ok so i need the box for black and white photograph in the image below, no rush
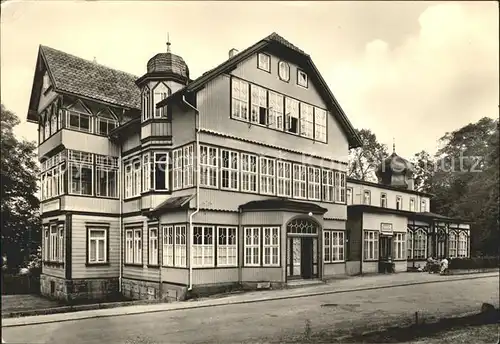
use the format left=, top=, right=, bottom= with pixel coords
left=1, top=1, right=498, bottom=343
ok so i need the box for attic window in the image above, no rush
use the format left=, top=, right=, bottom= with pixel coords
left=297, top=70, right=308, bottom=88
left=278, top=61, right=290, bottom=82
left=257, top=53, right=271, bottom=73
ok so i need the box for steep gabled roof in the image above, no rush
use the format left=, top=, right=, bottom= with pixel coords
left=157, top=32, right=362, bottom=148
left=27, top=45, right=141, bottom=122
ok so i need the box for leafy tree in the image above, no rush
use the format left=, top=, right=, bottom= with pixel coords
left=411, top=150, right=436, bottom=193
left=1, top=104, right=40, bottom=272
left=348, top=129, right=389, bottom=182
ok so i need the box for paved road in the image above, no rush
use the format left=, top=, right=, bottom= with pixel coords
left=2, top=275, right=498, bottom=344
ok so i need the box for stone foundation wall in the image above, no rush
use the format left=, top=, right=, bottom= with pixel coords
left=122, top=279, right=163, bottom=301
left=40, top=274, right=67, bottom=301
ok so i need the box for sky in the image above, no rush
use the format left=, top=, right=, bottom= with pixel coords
left=1, top=0, right=498, bottom=158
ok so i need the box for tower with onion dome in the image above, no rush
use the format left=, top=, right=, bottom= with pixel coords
left=375, top=140, right=416, bottom=190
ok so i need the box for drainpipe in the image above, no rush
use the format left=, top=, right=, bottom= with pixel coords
left=119, top=140, right=123, bottom=293
left=182, top=94, right=200, bottom=292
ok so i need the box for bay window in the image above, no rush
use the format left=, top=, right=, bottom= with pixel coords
left=95, top=155, right=118, bottom=198
left=363, top=231, right=379, bottom=260
left=148, top=227, right=158, bottom=265
left=285, top=97, right=299, bottom=134
left=231, top=78, right=249, bottom=120
left=69, top=150, right=93, bottom=196
left=251, top=84, right=268, bottom=125
left=142, top=86, right=151, bottom=121
left=217, top=226, right=237, bottom=267
left=153, top=83, right=171, bottom=118
left=241, top=153, right=258, bottom=192
left=172, top=148, right=183, bottom=190
left=300, top=103, right=314, bottom=138
left=183, top=145, right=194, bottom=188
left=307, top=167, right=321, bottom=200
left=154, top=152, right=168, bottom=190
left=314, top=108, right=327, bottom=142
left=324, top=230, right=345, bottom=262
left=322, top=170, right=334, bottom=202
left=260, top=157, right=276, bottom=195
left=263, top=227, right=279, bottom=266
left=268, top=91, right=284, bottom=130
left=192, top=226, right=214, bottom=267
left=244, top=227, right=260, bottom=266
left=200, top=146, right=218, bottom=188
left=277, top=161, right=291, bottom=197
left=393, top=233, right=405, bottom=260
left=221, top=149, right=239, bottom=191
left=87, top=227, right=107, bottom=264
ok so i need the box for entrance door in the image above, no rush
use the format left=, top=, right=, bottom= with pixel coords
left=301, top=237, right=314, bottom=279
left=379, top=235, right=392, bottom=261
left=287, top=237, right=317, bottom=280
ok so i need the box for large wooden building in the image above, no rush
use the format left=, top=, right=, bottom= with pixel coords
left=27, top=33, right=471, bottom=302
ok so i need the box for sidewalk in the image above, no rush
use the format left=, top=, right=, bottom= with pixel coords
left=2, top=271, right=498, bottom=328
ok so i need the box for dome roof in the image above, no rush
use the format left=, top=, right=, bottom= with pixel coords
left=146, top=52, right=189, bottom=79
left=376, top=152, right=415, bottom=178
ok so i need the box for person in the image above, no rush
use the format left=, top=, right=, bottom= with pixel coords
left=440, top=257, right=449, bottom=275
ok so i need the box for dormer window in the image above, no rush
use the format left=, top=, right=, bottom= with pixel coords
left=153, top=82, right=171, bottom=118
left=257, top=53, right=270, bottom=72
left=278, top=61, right=290, bottom=81
left=297, top=70, right=308, bottom=88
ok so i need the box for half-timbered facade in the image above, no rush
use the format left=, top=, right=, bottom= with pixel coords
left=27, top=33, right=470, bottom=303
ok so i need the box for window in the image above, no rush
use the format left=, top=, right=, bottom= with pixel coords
left=200, top=146, right=218, bottom=188
left=260, top=157, right=276, bottom=195
left=172, top=149, right=183, bottom=190
left=334, top=172, right=346, bottom=203
left=96, top=110, right=117, bottom=136
left=393, top=233, right=405, bottom=260
left=380, top=193, right=387, bottom=208
left=250, top=84, right=268, bottom=125
left=175, top=225, right=187, bottom=267
left=297, top=70, right=308, bottom=88
left=278, top=61, right=290, bottom=81
left=458, top=232, right=468, bottom=258
left=148, top=227, right=158, bottom=265
left=67, top=109, right=91, bottom=133
left=142, top=153, right=151, bottom=192
left=49, top=224, right=59, bottom=262
left=448, top=231, right=457, bottom=258
left=241, top=153, right=258, bottom=192
left=162, top=225, right=173, bottom=266
left=363, top=190, right=371, bottom=205
left=314, top=108, right=327, bottom=142
left=285, top=97, right=299, bottom=134
left=407, top=231, right=413, bottom=259
left=192, top=226, right=214, bottom=267
left=183, top=145, right=194, bottom=187
left=50, top=110, right=57, bottom=136
left=307, top=167, right=321, bottom=200
left=95, top=155, right=118, bottom=198
left=420, top=199, right=427, bottom=212
left=44, top=113, right=50, bottom=139
left=409, top=198, right=415, bottom=211
left=322, top=170, right=334, bottom=202
left=231, top=78, right=249, bottom=120
left=293, top=164, right=307, bottom=199
left=68, top=150, right=93, bottom=196
left=142, top=87, right=151, bottom=121
left=396, top=196, right=402, bottom=210
left=244, top=227, right=260, bottom=266
left=263, top=227, right=279, bottom=266
left=300, top=103, right=314, bottom=138
left=154, top=152, right=168, bottom=190
left=324, top=231, right=345, bottom=262
left=153, top=83, right=171, bottom=118
left=124, top=163, right=133, bottom=198
left=58, top=108, right=64, bottom=130
left=277, top=161, right=291, bottom=197
left=134, top=228, right=142, bottom=264
left=363, top=231, right=379, bottom=260
left=40, top=152, right=65, bottom=201
left=125, top=227, right=143, bottom=265
left=346, top=187, right=353, bottom=205
left=43, top=226, right=49, bottom=261
left=413, top=229, right=427, bottom=259
left=257, top=53, right=270, bottom=72
left=88, top=228, right=107, bottom=264
left=221, top=149, right=239, bottom=191
left=217, top=226, right=237, bottom=267
left=133, top=159, right=141, bottom=195
left=268, top=91, right=284, bottom=130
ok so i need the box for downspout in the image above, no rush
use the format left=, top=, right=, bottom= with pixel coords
left=182, top=94, right=200, bottom=292
left=118, top=138, right=123, bottom=293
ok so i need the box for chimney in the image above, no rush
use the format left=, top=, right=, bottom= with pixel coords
left=228, top=48, right=239, bottom=59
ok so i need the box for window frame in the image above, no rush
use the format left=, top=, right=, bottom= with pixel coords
left=257, top=53, right=271, bottom=73
left=148, top=227, right=159, bottom=266
left=154, top=152, right=169, bottom=191
left=363, top=230, right=379, bottom=261
left=393, top=232, right=406, bottom=260
left=174, top=225, right=187, bottom=268
left=192, top=225, right=215, bottom=268
left=217, top=226, right=238, bottom=267
left=334, top=171, right=346, bottom=204
left=221, top=149, right=239, bottom=191
left=241, top=153, right=258, bottom=193
left=262, top=226, right=280, bottom=267
left=299, top=103, right=314, bottom=139
left=323, top=230, right=345, bottom=263
left=380, top=193, right=387, bottom=208
left=161, top=225, right=174, bottom=267
left=231, top=78, right=249, bottom=121
left=199, top=146, right=218, bottom=189
left=277, top=160, right=292, bottom=197
left=297, top=69, right=308, bottom=88
left=87, top=227, right=108, bottom=265
left=278, top=60, right=290, bottom=82
left=172, top=148, right=183, bottom=191
left=293, top=164, right=307, bottom=199
left=363, top=190, right=371, bottom=205
left=183, top=145, right=194, bottom=188
left=307, top=166, right=321, bottom=201
left=95, top=154, right=118, bottom=199
left=396, top=196, right=402, bottom=210
left=260, top=157, right=276, bottom=195
left=244, top=226, right=261, bottom=267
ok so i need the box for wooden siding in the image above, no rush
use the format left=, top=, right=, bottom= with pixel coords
left=189, top=210, right=238, bottom=225
left=39, top=130, right=62, bottom=158
left=140, top=122, right=172, bottom=139
left=192, top=268, right=239, bottom=285
left=231, top=52, right=327, bottom=108
left=323, top=219, right=346, bottom=230
left=161, top=267, right=188, bottom=284
left=122, top=132, right=141, bottom=154
left=241, top=212, right=283, bottom=226
left=38, top=88, right=59, bottom=113
left=159, top=210, right=188, bottom=224
left=199, top=133, right=347, bottom=172
left=196, top=75, right=349, bottom=162
left=40, top=199, right=61, bottom=215
left=61, top=196, right=120, bottom=214
left=348, top=181, right=431, bottom=212
left=241, top=267, right=282, bottom=282
left=71, top=214, right=120, bottom=279
left=362, top=213, right=408, bottom=232
left=61, top=129, right=119, bottom=157
left=171, top=104, right=196, bottom=147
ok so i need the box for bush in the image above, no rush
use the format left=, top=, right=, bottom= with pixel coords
left=449, top=257, right=499, bottom=270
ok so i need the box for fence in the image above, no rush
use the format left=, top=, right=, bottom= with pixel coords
left=1, top=274, right=40, bottom=295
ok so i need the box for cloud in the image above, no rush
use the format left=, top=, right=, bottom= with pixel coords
left=329, top=3, right=499, bottom=157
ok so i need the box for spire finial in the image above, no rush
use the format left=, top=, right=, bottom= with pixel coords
left=392, top=137, right=396, bottom=154
left=166, top=33, right=171, bottom=53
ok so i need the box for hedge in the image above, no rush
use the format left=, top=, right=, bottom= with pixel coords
left=449, top=257, right=499, bottom=270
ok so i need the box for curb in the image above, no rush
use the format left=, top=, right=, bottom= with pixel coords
left=2, top=273, right=497, bottom=328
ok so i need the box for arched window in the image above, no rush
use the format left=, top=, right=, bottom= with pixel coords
left=142, top=86, right=151, bottom=121
left=407, top=231, right=413, bottom=259
left=448, top=231, right=457, bottom=258
left=286, top=217, right=319, bottom=235
left=414, top=229, right=427, bottom=259
left=436, top=227, right=446, bottom=259
left=153, top=83, right=171, bottom=118
left=458, top=232, right=468, bottom=258
left=96, top=109, right=118, bottom=136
